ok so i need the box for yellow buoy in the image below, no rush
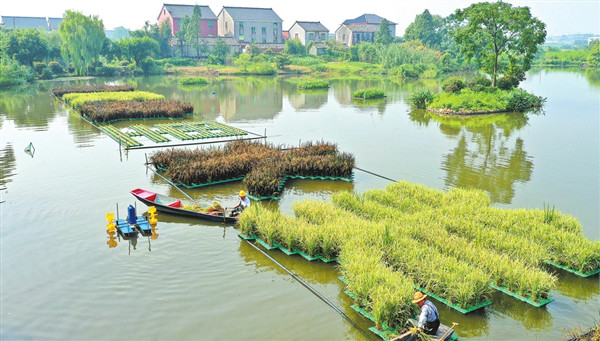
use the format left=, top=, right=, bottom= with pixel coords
left=106, top=213, right=115, bottom=222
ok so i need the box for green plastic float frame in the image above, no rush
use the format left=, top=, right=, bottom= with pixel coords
left=277, top=244, right=298, bottom=255
left=255, top=237, right=279, bottom=250
left=415, top=286, right=491, bottom=314
left=544, top=261, right=600, bottom=278
left=293, top=248, right=320, bottom=261
left=90, top=114, right=191, bottom=125
left=490, top=284, right=554, bottom=307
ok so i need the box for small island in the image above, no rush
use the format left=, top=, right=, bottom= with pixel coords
left=352, top=88, right=386, bottom=99
left=411, top=76, right=544, bottom=115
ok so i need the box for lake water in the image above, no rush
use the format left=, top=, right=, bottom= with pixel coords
left=1, top=68, right=598, bottom=340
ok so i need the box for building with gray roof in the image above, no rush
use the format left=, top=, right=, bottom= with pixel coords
left=335, top=13, right=396, bottom=46
left=288, top=21, right=329, bottom=46
left=217, top=7, right=283, bottom=46
left=0, top=16, right=59, bottom=31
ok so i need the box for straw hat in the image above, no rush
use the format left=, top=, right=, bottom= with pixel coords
left=239, top=190, right=246, bottom=197
left=412, top=291, right=427, bottom=303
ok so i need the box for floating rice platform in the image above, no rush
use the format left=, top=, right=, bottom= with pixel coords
left=98, top=121, right=248, bottom=148
left=415, top=286, right=491, bottom=314
left=544, top=261, right=600, bottom=278
left=490, top=284, right=554, bottom=307
left=237, top=233, right=337, bottom=262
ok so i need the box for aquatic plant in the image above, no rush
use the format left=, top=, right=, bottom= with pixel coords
left=78, top=99, right=193, bottom=122
left=62, top=91, right=164, bottom=108
left=352, top=88, right=385, bottom=99
left=51, top=84, right=134, bottom=97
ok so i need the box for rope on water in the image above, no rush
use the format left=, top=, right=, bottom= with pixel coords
left=354, top=166, right=398, bottom=183
left=241, top=238, right=373, bottom=340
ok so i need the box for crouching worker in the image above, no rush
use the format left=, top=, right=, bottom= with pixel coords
left=413, top=291, right=440, bottom=335
left=232, top=190, right=251, bottom=215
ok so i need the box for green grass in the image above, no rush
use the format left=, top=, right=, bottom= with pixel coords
left=62, top=91, right=165, bottom=108
left=352, top=88, right=385, bottom=99
left=428, top=88, right=544, bottom=113
left=297, top=79, right=328, bottom=89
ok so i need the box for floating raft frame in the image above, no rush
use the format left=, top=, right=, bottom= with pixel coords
left=415, top=286, right=491, bottom=314
left=237, top=233, right=338, bottom=263
left=545, top=261, right=600, bottom=278
left=490, top=284, right=554, bottom=307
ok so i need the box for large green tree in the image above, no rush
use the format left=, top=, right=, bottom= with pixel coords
left=1, top=29, right=49, bottom=66
left=59, top=10, right=106, bottom=75
left=118, top=36, right=159, bottom=65
left=209, top=38, right=229, bottom=64
left=375, top=19, right=393, bottom=44
left=184, top=5, right=202, bottom=57
left=452, top=2, right=546, bottom=87
left=404, top=10, right=444, bottom=49
left=131, top=21, right=172, bottom=58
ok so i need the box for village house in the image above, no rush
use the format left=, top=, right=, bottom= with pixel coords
left=157, top=4, right=218, bottom=37
left=217, top=6, right=284, bottom=51
left=0, top=16, right=62, bottom=31
left=287, top=21, right=329, bottom=45
left=334, top=13, right=396, bottom=46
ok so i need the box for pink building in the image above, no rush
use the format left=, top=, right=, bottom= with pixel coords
left=157, top=4, right=217, bottom=37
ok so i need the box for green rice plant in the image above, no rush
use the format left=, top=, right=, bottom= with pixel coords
left=318, top=222, right=341, bottom=260
left=51, top=84, right=134, bottom=97
left=238, top=204, right=261, bottom=237
left=297, top=222, right=321, bottom=257
left=179, top=76, right=209, bottom=85
left=543, top=202, right=558, bottom=224
left=277, top=217, right=300, bottom=252
left=253, top=207, right=282, bottom=247
left=63, top=91, right=164, bottom=108
left=474, top=207, right=600, bottom=273
left=352, top=88, right=385, bottom=99
left=297, top=79, right=328, bottom=89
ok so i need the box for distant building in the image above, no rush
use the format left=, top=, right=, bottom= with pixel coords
left=589, top=36, right=600, bottom=45
left=335, top=24, right=379, bottom=46
left=282, top=31, right=290, bottom=41
left=217, top=6, right=284, bottom=49
left=335, top=13, right=396, bottom=46
left=157, top=4, right=218, bottom=37
left=288, top=21, right=329, bottom=45
left=0, top=16, right=62, bottom=31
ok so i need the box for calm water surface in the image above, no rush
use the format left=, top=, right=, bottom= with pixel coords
left=1, top=69, right=598, bottom=340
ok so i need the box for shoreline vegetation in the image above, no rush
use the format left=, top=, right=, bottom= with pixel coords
left=410, top=76, right=545, bottom=114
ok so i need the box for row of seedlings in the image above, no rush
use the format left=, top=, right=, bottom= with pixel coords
left=330, top=191, right=557, bottom=306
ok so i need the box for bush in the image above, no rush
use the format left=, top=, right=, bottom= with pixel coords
left=33, top=62, right=47, bottom=75
left=409, top=90, right=434, bottom=109
left=297, top=80, right=328, bottom=89
left=468, top=76, right=491, bottom=89
left=40, top=68, right=53, bottom=80
left=0, top=58, right=34, bottom=87
left=48, top=61, right=64, bottom=75
left=496, top=77, right=515, bottom=90
left=247, top=62, right=276, bottom=75
left=139, top=57, right=165, bottom=75
left=93, top=66, right=119, bottom=77
left=442, top=77, right=466, bottom=93
left=353, top=88, right=385, bottom=99
left=161, top=57, right=196, bottom=66
left=504, top=88, right=545, bottom=112
left=179, top=77, right=209, bottom=85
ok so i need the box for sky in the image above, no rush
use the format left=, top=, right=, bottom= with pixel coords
left=1, top=0, right=599, bottom=37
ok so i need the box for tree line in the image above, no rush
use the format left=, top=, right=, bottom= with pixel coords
left=0, top=2, right=573, bottom=88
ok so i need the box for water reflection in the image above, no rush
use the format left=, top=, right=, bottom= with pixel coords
left=288, top=89, right=328, bottom=111
left=0, top=143, right=16, bottom=192
left=491, top=292, right=553, bottom=331
left=410, top=111, right=534, bottom=204
left=554, top=271, right=600, bottom=302
left=0, top=84, right=60, bottom=129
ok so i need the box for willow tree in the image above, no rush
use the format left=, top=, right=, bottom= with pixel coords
left=59, top=11, right=106, bottom=75
left=452, top=2, right=546, bottom=87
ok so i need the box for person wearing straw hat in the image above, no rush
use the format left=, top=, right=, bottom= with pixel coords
left=413, top=291, right=440, bottom=335
left=233, top=190, right=251, bottom=214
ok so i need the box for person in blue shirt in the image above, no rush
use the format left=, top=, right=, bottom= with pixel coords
left=413, top=291, right=440, bottom=335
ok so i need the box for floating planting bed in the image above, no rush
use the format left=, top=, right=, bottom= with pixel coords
left=98, top=125, right=142, bottom=148
left=51, top=84, right=134, bottom=97
left=297, top=80, right=329, bottom=89
left=78, top=99, right=193, bottom=123
left=237, top=181, right=600, bottom=330
left=62, top=91, right=165, bottom=108
left=151, top=141, right=354, bottom=199
left=490, top=284, right=554, bottom=307
left=544, top=261, right=600, bottom=278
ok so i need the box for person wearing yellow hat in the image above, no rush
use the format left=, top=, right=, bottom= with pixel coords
left=233, top=190, right=251, bottom=215
left=413, top=291, right=440, bottom=335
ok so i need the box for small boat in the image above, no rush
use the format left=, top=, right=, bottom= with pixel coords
left=130, top=188, right=238, bottom=223
left=390, top=320, right=457, bottom=341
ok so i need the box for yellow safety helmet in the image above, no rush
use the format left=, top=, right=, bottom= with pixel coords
left=239, top=190, right=246, bottom=197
